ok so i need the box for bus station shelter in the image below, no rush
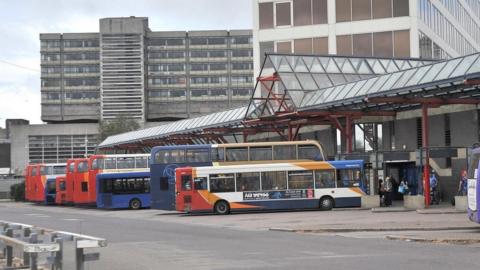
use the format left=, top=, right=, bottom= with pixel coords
left=98, top=52, right=480, bottom=205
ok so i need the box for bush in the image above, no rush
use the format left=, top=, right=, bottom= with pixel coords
left=10, top=181, right=25, bottom=202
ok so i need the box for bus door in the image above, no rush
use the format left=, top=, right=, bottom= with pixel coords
left=65, top=160, right=76, bottom=204
left=45, top=178, right=56, bottom=205
left=56, top=176, right=67, bottom=205
left=176, top=169, right=194, bottom=212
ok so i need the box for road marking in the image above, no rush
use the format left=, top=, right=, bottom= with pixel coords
left=63, top=218, right=82, bottom=221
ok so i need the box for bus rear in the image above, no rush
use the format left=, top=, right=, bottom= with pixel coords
left=64, top=159, right=76, bottom=204
left=96, top=171, right=151, bottom=209
left=55, top=176, right=69, bottom=205
left=24, top=165, right=34, bottom=202
left=468, top=147, right=480, bottom=223
left=44, top=178, right=56, bottom=205
left=72, top=158, right=92, bottom=206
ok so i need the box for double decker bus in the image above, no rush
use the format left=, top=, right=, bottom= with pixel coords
left=96, top=171, right=150, bottom=209
left=175, top=160, right=365, bottom=214
left=150, top=140, right=325, bottom=210
left=25, top=163, right=66, bottom=203
left=69, top=154, right=150, bottom=206
left=467, top=146, right=480, bottom=223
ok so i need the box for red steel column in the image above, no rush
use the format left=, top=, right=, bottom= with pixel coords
left=288, top=125, right=293, bottom=141
left=422, top=104, right=431, bottom=207
left=345, top=116, right=353, bottom=153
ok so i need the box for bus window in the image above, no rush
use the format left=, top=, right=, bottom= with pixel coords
left=135, top=157, right=148, bottom=168
left=78, top=161, right=88, bottom=173
left=209, top=174, right=235, bottom=193
left=31, top=167, right=37, bottom=176
left=225, top=148, right=248, bottom=161
left=68, top=163, right=74, bottom=173
left=117, top=157, right=135, bottom=169
left=250, top=147, right=272, bottom=161
left=101, top=179, right=113, bottom=193
left=46, top=181, right=56, bottom=193
left=273, top=145, right=296, bottom=160
left=211, top=148, right=225, bottom=162
left=155, top=149, right=185, bottom=164
left=298, top=145, right=321, bottom=160
left=181, top=175, right=192, bottom=191
left=315, top=170, right=336, bottom=188
left=236, top=172, right=261, bottom=191
left=40, top=166, right=49, bottom=176
left=105, top=158, right=116, bottom=169
left=144, top=178, right=150, bottom=193
left=337, top=169, right=361, bottom=188
left=194, top=177, right=207, bottom=190
left=53, top=165, right=66, bottom=174
left=262, top=171, right=287, bottom=190
left=186, top=149, right=210, bottom=163
left=81, top=182, right=88, bottom=192
left=92, top=158, right=104, bottom=170
left=59, top=181, right=66, bottom=191
left=288, top=170, right=314, bottom=189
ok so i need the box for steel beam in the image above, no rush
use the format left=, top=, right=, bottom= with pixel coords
left=365, top=96, right=480, bottom=105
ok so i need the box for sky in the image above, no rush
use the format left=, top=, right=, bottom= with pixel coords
left=0, top=0, right=253, bottom=128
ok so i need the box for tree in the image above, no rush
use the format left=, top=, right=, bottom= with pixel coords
left=99, top=117, right=141, bottom=141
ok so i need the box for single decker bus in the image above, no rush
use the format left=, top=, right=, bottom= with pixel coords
left=175, top=160, right=365, bottom=214
left=96, top=171, right=150, bottom=209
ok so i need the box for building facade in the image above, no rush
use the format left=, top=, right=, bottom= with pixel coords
left=40, top=17, right=253, bottom=123
left=252, top=0, right=480, bottom=76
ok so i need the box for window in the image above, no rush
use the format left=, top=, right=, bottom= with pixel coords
left=393, top=0, right=409, bottom=17
left=276, top=2, right=292, bottom=26
left=59, top=181, right=66, bottom=191
left=352, top=0, right=371, bottom=21
left=337, top=35, right=352, bottom=56
left=208, top=38, right=225, bottom=45
left=225, top=147, right=248, bottom=161
left=288, top=171, right=314, bottom=189
left=294, top=0, right=311, bottom=26
left=154, top=149, right=185, bottom=163
left=294, top=38, right=313, bottom=54
left=273, top=145, right=296, bottom=160
left=68, top=163, right=74, bottom=173
left=92, top=158, right=104, bottom=170
left=46, top=181, right=56, bottom=193
left=373, top=31, right=393, bottom=57
left=111, top=177, right=150, bottom=194
left=194, top=177, right=208, bottom=190
left=250, top=147, right=273, bottom=161
left=211, top=148, right=225, bottom=162
left=104, top=158, right=116, bottom=169
left=336, top=0, right=352, bottom=22
left=209, top=174, right=235, bottom=193
left=52, top=166, right=66, bottom=175
left=277, top=41, right=292, bottom=53
left=262, top=171, right=287, bottom=190
left=81, top=182, right=88, bottom=192
left=372, top=0, right=392, bottom=18
left=236, top=172, right=261, bottom=192
left=312, top=0, right=328, bottom=24
left=186, top=149, right=210, bottom=163
left=337, top=169, right=362, bottom=188
left=313, top=37, right=328, bottom=54
left=181, top=175, right=192, bottom=191
left=298, top=145, right=321, bottom=160
left=135, top=157, right=149, bottom=168
left=117, top=157, right=135, bottom=169
left=190, top=38, right=207, bottom=45
left=190, top=51, right=208, bottom=58
left=315, top=170, right=336, bottom=188
left=394, top=30, right=410, bottom=57
left=77, top=161, right=88, bottom=173
left=353, top=33, right=373, bottom=57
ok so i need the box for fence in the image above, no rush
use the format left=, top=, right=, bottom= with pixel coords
left=0, top=220, right=107, bottom=270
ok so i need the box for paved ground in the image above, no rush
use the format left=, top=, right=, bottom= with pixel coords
left=1, top=202, right=480, bottom=270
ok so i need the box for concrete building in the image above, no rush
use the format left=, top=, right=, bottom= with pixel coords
left=252, top=0, right=480, bottom=76
left=40, top=17, right=253, bottom=123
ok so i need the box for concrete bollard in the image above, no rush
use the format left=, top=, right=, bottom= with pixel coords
left=23, top=227, right=31, bottom=266
left=361, top=195, right=380, bottom=209
left=454, top=196, right=468, bottom=212
left=403, top=195, right=426, bottom=209
left=5, top=228, right=13, bottom=267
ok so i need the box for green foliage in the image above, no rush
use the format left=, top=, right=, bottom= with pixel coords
left=99, top=117, right=141, bottom=141
left=10, top=181, right=25, bottom=202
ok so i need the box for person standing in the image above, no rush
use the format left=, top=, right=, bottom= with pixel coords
left=384, top=176, right=393, bottom=206
left=378, top=179, right=384, bottom=206
left=430, top=170, right=439, bottom=204
left=458, top=170, right=468, bottom=196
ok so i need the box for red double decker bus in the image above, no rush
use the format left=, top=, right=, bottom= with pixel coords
left=24, top=164, right=39, bottom=202
left=25, top=163, right=66, bottom=203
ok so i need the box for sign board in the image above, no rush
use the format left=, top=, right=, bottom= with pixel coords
left=243, top=189, right=314, bottom=201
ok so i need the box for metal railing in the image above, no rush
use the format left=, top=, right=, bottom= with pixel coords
left=0, top=220, right=107, bottom=270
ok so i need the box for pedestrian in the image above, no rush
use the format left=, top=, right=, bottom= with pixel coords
left=378, top=179, right=384, bottom=206
left=458, top=170, right=468, bottom=196
left=398, top=179, right=409, bottom=195
left=384, top=176, right=393, bottom=206
left=430, top=170, right=439, bottom=205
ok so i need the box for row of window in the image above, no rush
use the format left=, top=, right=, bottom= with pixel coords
left=42, top=78, right=99, bottom=87
left=336, top=30, right=410, bottom=58
left=148, top=36, right=252, bottom=46
left=148, top=62, right=254, bottom=72
left=42, top=65, right=100, bottom=74
left=28, top=135, right=97, bottom=164
left=148, top=89, right=251, bottom=98
left=148, top=76, right=253, bottom=86
left=419, top=0, right=477, bottom=56
left=42, top=92, right=99, bottom=100
left=42, top=52, right=100, bottom=61
left=464, top=0, right=480, bottom=21
left=41, top=39, right=99, bottom=49
left=259, top=0, right=408, bottom=30
left=91, top=156, right=150, bottom=170
left=419, top=32, right=450, bottom=59
left=438, top=0, right=480, bottom=45
left=100, top=178, right=150, bottom=195
left=154, top=144, right=321, bottom=164
left=183, top=168, right=361, bottom=193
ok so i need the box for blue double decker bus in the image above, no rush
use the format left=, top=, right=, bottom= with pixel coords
left=96, top=171, right=151, bottom=210
left=150, top=141, right=326, bottom=210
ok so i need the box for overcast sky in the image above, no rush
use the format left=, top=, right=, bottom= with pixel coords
left=0, top=0, right=252, bottom=128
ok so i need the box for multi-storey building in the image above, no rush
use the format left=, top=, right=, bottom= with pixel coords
left=40, top=17, right=253, bottom=123
left=253, top=0, right=480, bottom=75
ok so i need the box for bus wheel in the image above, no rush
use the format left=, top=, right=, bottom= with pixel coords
left=214, top=200, right=230, bottom=215
left=319, top=196, right=334, bottom=211
left=129, top=198, right=142, bottom=210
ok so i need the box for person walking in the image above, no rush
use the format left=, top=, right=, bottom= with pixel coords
left=384, top=176, right=393, bottom=206
left=378, top=179, right=384, bottom=206
left=430, top=170, right=439, bottom=205
left=458, top=170, right=468, bottom=196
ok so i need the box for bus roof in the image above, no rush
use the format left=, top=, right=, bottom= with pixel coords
left=211, top=140, right=323, bottom=148
left=97, top=171, right=150, bottom=179
left=151, top=144, right=211, bottom=152
left=188, top=161, right=335, bottom=175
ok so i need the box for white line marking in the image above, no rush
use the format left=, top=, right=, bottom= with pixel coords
left=63, top=219, right=81, bottom=221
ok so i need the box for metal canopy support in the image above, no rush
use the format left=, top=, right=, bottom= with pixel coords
left=422, top=104, right=431, bottom=207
